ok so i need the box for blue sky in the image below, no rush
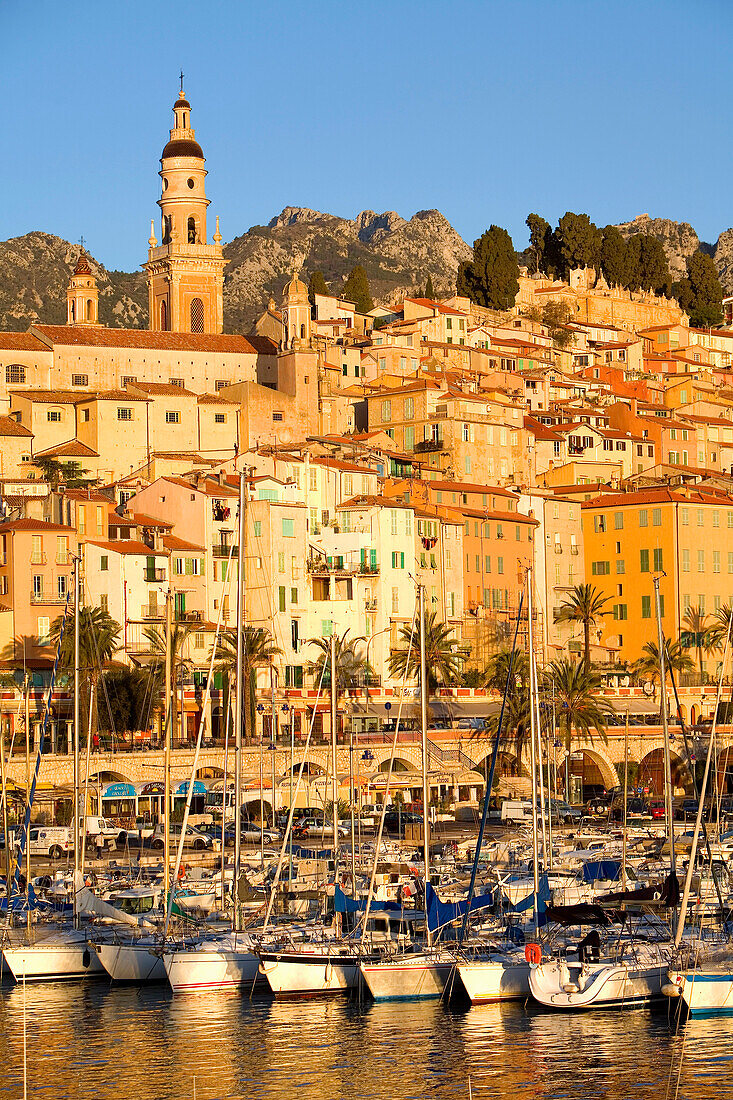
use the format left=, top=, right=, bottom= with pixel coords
left=2, top=0, right=732, bottom=271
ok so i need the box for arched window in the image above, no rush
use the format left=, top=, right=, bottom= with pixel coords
left=190, top=298, right=204, bottom=334
left=86, top=299, right=93, bottom=322
left=284, top=326, right=289, bottom=346
left=160, top=300, right=168, bottom=331
left=187, top=217, right=197, bottom=244
left=182, top=113, right=187, bottom=128
left=162, top=215, right=172, bottom=244
left=69, top=301, right=75, bottom=323
left=300, top=323, right=306, bottom=339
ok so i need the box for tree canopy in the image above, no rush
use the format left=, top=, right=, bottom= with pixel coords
left=342, top=265, right=373, bottom=314
left=553, top=212, right=603, bottom=277
left=526, top=213, right=551, bottom=275
left=674, top=251, right=723, bottom=328
left=456, top=225, right=519, bottom=310
left=625, top=233, right=670, bottom=294
left=424, top=273, right=436, bottom=299
left=599, top=225, right=629, bottom=287
left=308, top=270, right=329, bottom=305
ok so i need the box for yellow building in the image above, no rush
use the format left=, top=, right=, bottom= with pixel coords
left=582, top=486, right=733, bottom=666
left=144, top=84, right=226, bottom=334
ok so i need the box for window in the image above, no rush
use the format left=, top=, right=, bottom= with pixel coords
left=697, top=509, right=704, bottom=527
left=214, top=413, right=226, bottom=424
left=681, top=507, right=689, bottom=526
left=698, top=549, right=705, bottom=572
left=614, top=512, right=623, bottom=530
left=31, top=535, right=44, bottom=564
left=613, top=604, right=628, bottom=621
left=82, top=409, right=90, bottom=422
left=72, top=374, right=88, bottom=387
left=729, top=552, right=733, bottom=574
left=404, top=397, right=414, bottom=419
left=278, top=552, right=285, bottom=573
left=591, top=561, right=610, bottom=575
left=616, top=560, right=625, bottom=574
left=404, top=425, right=414, bottom=451
left=391, top=587, right=399, bottom=614
left=290, top=588, right=298, bottom=605
left=682, top=549, right=690, bottom=572
left=282, top=518, right=295, bottom=538
left=165, top=411, right=180, bottom=424
left=47, top=409, right=62, bottom=422
left=278, top=587, right=286, bottom=613
left=381, top=399, right=392, bottom=423
left=215, top=380, right=227, bottom=391
left=390, top=510, right=398, bottom=537
left=168, top=378, right=184, bottom=388
left=190, top=297, right=204, bottom=333
left=652, top=508, right=661, bottom=527
left=641, top=595, right=651, bottom=619
left=253, top=521, right=262, bottom=537
left=100, top=555, right=108, bottom=572
left=391, top=551, right=405, bottom=569
left=639, top=510, right=648, bottom=527
left=593, top=515, right=606, bottom=534
left=714, top=550, right=721, bottom=573
left=653, top=548, right=663, bottom=572
left=32, top=574, right=43, bottom=599
left=99, top=593, right=108, bottom=612
left=117, top=408, right=132, bottom=421
left=497, top=557, right=504, bottom=575
left=5, top=364, right=25, bottom=384
left=37, top=617, right=50, bottom=644
left=714, top=510, right=720, bottom=528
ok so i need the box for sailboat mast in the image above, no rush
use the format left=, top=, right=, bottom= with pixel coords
left=73, top=555, right=80, bottom=884
left=163, top=585, right=172, bottom=902
left=419, top=584, right=431, bottom=903
left=527, top=569, right=540, bottom=934
left=653, top=575, right=675, bottom=879
left=234, top=470, right=246, bottom=926
left=330, top=631, right=338, bottom=869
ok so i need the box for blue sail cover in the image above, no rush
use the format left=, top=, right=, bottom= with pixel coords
left=333, top=884, right=402, bottom=914
left=582, top=860, right=622, bottom=883
left=501, top=873, right=552, bottom=918
left=291, top=844, right=334, bottom=860
left=425, top=880, right=494, bottom=934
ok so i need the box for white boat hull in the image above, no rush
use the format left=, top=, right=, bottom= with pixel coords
left=95, top=941, right=167, bottom=983
left=164, top=939, right=259, bottom=994
left=3, top=934, right=106, bottom=983
left=359, top=953, right=455, bottom=1001
left=456, top=957, right=531, bottom=1004
left=529, top=958, right=668, bottom=1010
left=259, top=949, right=359, bottom=998
left=669, top=969, right=733, bottom=1014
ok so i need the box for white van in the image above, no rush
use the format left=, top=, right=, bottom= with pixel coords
left=15, top=826, right=74, bottom=860
left=78, top=816, right=118, bottom=848
left=500, top=800, right=533, bottom=824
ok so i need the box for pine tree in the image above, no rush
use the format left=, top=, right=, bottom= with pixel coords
left=456, top=225, right=519, bottom=311
left=342, top=265, right=373, bottom=313
left=675, top=251, right=723, bottom=328
left=625, top=234, right=669, bottom=293
left=424, top=273, right=435, bottom=299
left=600, top=226, right=628, bottom=287
left=526, top=213, right=551, bottom=275
left=554, top=212, right=602, bottom=277
left=308, top=270, right=329, bottom=305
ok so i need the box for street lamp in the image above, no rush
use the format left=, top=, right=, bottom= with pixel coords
left=267, top=740, right=277, bottom=826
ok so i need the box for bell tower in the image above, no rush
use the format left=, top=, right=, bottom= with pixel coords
left=66, top=251, right=100, bottom=326
left=144, top=81, right=226, bottom=333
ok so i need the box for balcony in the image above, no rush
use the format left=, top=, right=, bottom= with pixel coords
left=30, top=554, right=47, bottom=565
left=365, top=598, right=378, bottom=611
left=570, top=545, right=579, bottom=555
left=143, top=567, right=166, bottom=582
left=212, top=502, right=232, bottom=522
left=56, top=553, right=71, bottom=565
left=414, top=437, right=445, bottom=454
left=212, top=543, right=238, bottom=558
left=176, top=610, right=203, bottom=622
left=307, top=557, right=379, bottom=576
left=30, top=591, right=67, bottom=604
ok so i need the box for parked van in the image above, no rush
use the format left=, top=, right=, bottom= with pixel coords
left=78, top=816, right=118, bottom=849
left=15, top=826, right=74, bottom=860
left=500, top=800, right=533, bottom=824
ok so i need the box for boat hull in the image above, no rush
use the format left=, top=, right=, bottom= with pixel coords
left=95, top=941, right=167, bottom=983
left=529, top=959, right=667, bottom=1010
left=164, top=944, right=260, bottom=994
left=3, top=936, right=106, bottom=983
left=455, top=958, right=531, bottom=1004
left=259, top=950, right=359, bottom=998
left=359, top=955, right=455, bottom=1001
left=671, top=970, right=733, bottom=1014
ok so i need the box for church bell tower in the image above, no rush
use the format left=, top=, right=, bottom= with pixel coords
left=144, top=82, right=226, bottom=333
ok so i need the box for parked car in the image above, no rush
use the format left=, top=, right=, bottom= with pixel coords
left=649, top=799, right=666, bottom=821
left=382, top=810, right=423, bottom=835
left=292, top=816, right=349, bottom=840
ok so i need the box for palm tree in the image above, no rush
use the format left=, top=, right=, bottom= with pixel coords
left=545, top=658, right=614, bottom=750
left=50, top=605, right=121, bottom=741
left=0, top=636, right=39, bottom=754
left=481, top=648, right=532, bottom=768
left=388, top=610, right=461, bottom=699
left=553, top=584, right=612, bottom=673
left=212, top=626, right=282, bottom=745
left=143, top=621, right=197, bottom=743
left=308, top=630, right=367, bottom=740
left=630, top=637, right=694, bottom=701
left=680, top=605, right=721, bottom=682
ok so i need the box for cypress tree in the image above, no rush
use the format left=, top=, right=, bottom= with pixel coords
left=456, top=225, right=519, bottom=310
left=308, top=270, right=329, bottom=305
left=554, top=212, right=602, bottom=277
left=675, top=251, right=723, bottom=328
left=424, top=273, right=436, bottom=299
left=526, top=213, right=551, bottom=274
left=600, top=226, right=628, bottom=287
left=342, top=265, right=373, bottom=314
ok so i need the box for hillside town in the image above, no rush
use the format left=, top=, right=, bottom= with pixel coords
left=3, top=86, right=733, bottom=818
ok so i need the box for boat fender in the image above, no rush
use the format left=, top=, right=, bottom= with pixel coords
left=525, top=943, right=542, bottom=966
left=82, top=948, right=90, bottom=969
left=662, top=983, right=681, bottom=997
left=563, top=983, right=579, bottom=994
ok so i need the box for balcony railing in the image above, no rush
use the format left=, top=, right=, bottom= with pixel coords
left=56, top=552, right=71, bottom=564
left=307, top=559, right=379, bottom=575
left=30, top=554, right=47, bottom=565
left=414, top=437, right=445, bottom=453
left=143, top=567, right=166, bottom=582
left=212, top=543, right=238, bottom=558
left=31, top=591, right=67, bottom=604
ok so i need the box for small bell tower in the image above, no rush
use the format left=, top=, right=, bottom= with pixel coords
left=66, top=250, right=100, bottom=326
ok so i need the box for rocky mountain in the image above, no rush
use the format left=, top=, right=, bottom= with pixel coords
left=615, top=214, right=701, bottom=281
left=0, top=208, right=471, bottom=333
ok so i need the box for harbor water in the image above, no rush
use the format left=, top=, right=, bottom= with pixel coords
left=2, top=980, right=733, bottom=1099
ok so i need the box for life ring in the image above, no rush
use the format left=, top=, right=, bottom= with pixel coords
left=525, top=943, right=542, bottom=966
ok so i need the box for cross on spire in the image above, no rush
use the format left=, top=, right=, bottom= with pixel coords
left=78, top=235, right=86, bottom=251
left=179, top=70, right=184, bottom=93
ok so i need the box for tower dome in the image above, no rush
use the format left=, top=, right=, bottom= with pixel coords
left=66, top=250, right=100, bottom=326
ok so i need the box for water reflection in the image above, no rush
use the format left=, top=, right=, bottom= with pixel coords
left=1, top=980, right=733, bottom=1100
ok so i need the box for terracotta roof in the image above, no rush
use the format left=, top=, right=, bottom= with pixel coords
left=34, top=440, right=99, bottom=458
left=128, top=382, right=195, bottom=396
left=0, top=416, right=32, bottom=438
left=163, top=535, right=206, bottom=552
left=81, top=389, right=150, bottom=403
left=63, top=489, right=112, bottom=502
left=128, top=511, right=175, bottom=529
left=427, top=480, right=518, bottom=497
left=163, top=476, right=238, bottom=498
left=405, top=298, right=466, bottom=317
left=0, top=518, right=72, bottom=533
left=197, top=393, right=238, bottom=405
left=0, top=333, right=48, bottom=351
left=582, top=487, right=733, bottom=509
left=9, top=389, right=82, bottom=404
left=87, top=539, right=162, bottom=556
left=31, top=325, right=275, bottom=356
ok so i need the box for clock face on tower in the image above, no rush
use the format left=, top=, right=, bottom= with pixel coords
left=283, top=310, right=289, bottom=326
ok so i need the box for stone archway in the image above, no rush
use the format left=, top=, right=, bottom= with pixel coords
left=640, top=747, right=691, bottom=796
left=378, top=757, right=413, bottom=773
left=565, top=745, right=620, bottom=794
